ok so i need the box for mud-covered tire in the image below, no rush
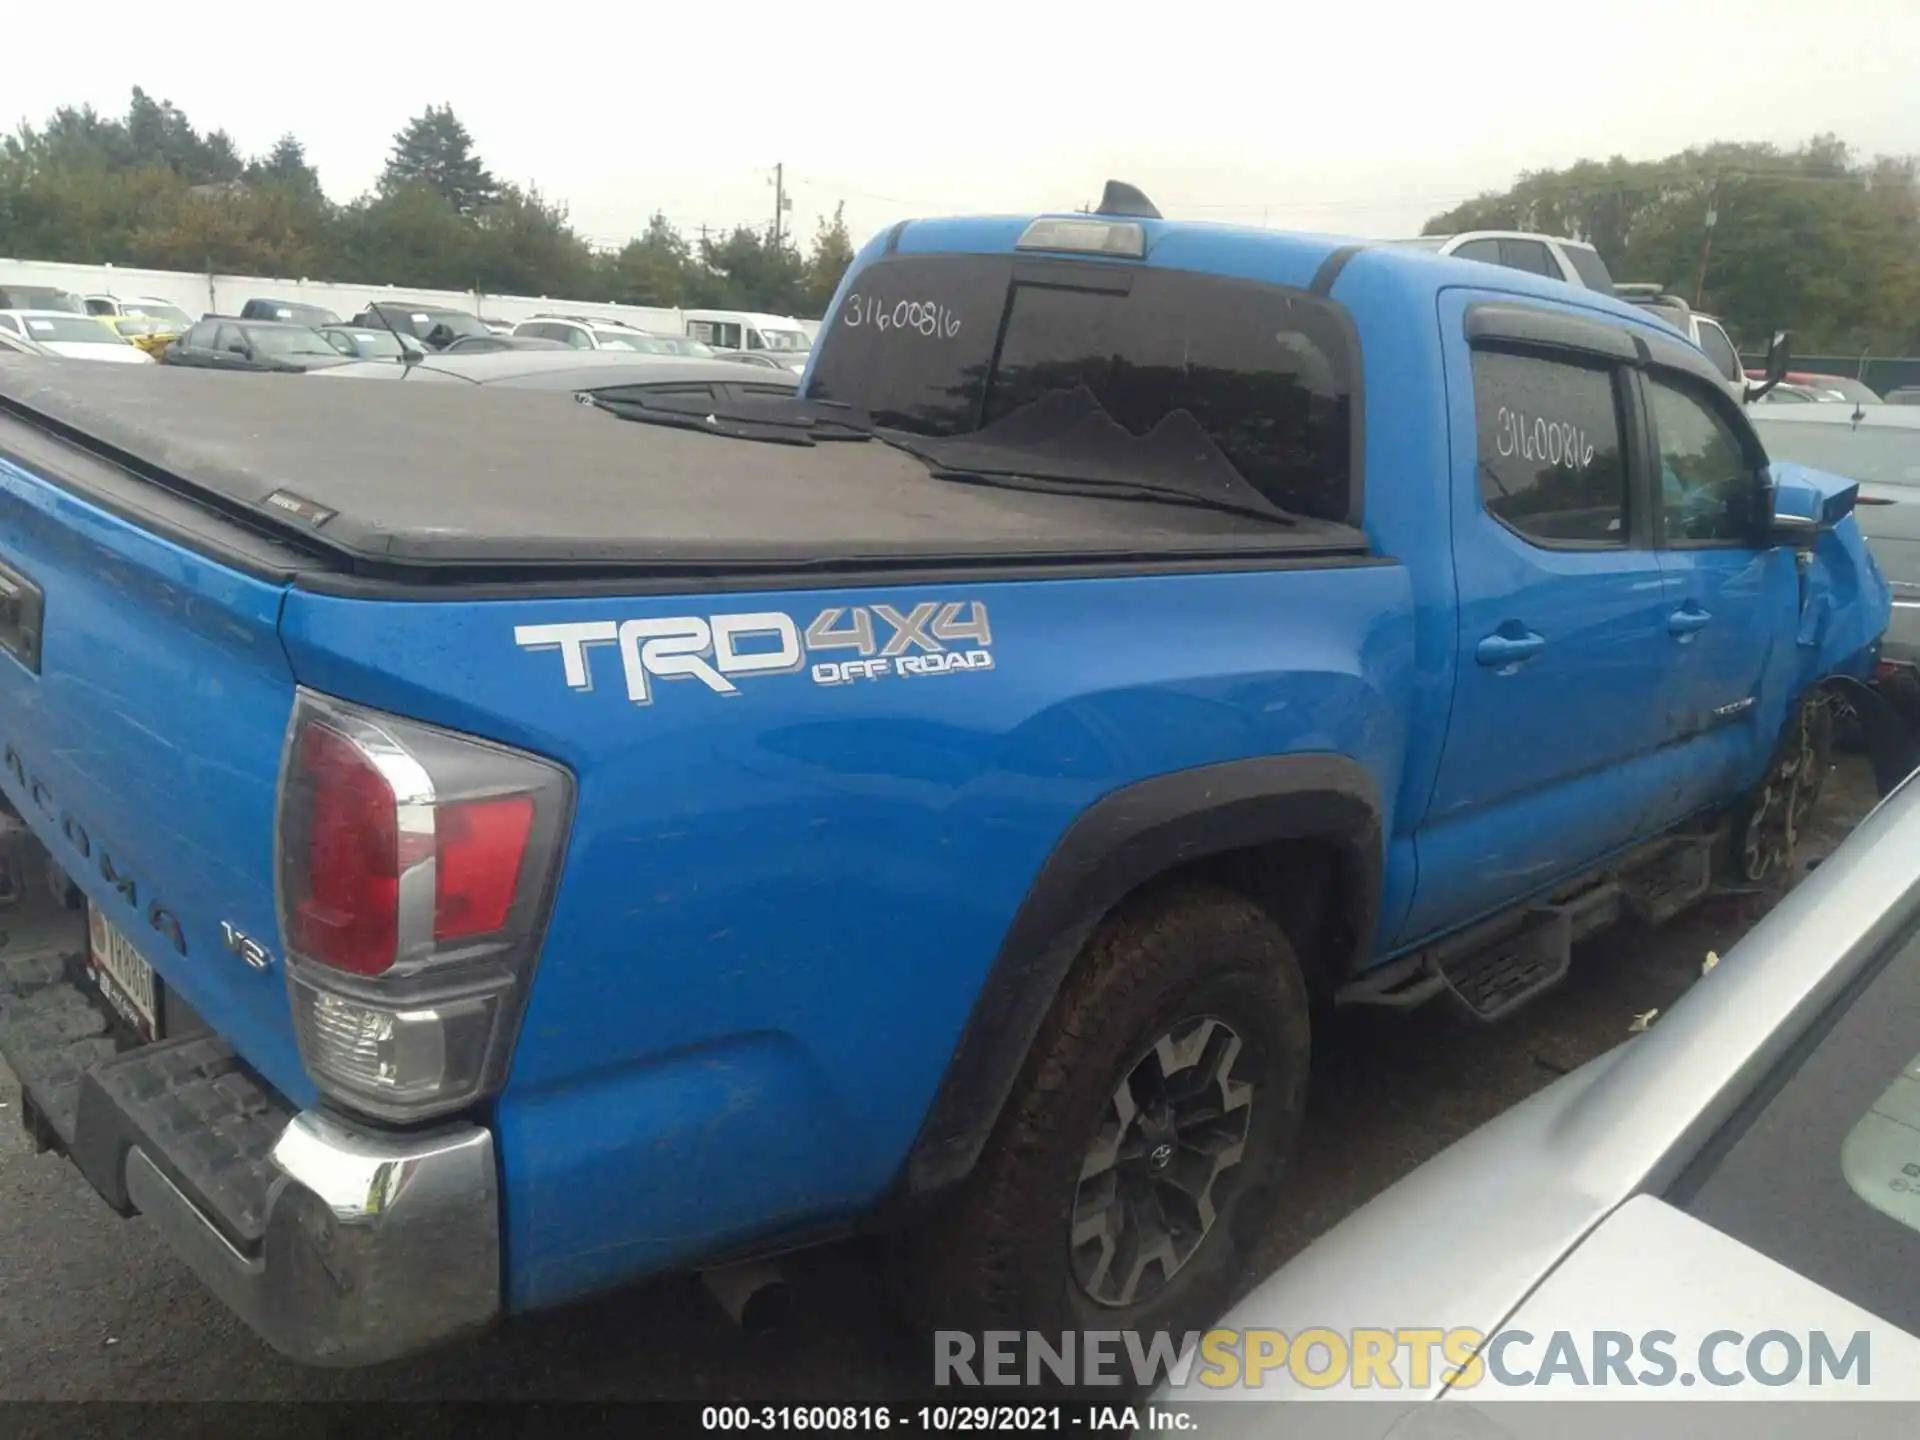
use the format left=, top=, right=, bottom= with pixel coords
left=1722, top=690, right=1835, bottom=886
left=893, top=880, right=1311, bottom=1349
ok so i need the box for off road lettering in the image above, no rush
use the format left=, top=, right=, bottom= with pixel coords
left=517, top=601, right=995, bottom=703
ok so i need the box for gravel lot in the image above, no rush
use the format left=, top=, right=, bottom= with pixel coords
left=0, top=760, right=1878, bottom=1401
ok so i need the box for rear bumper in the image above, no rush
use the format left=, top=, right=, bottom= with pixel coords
left=127, top=1108, right=499, bottom=1367
left=0, top=924, right=500, bottom=1367
left=1883, top=600, right=1920, bottom=669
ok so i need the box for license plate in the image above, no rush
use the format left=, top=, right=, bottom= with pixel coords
left=87, top=905, right=158, bottom=1041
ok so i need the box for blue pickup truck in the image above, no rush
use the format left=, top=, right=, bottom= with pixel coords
left=0, top=190, right=1894, bottom=1365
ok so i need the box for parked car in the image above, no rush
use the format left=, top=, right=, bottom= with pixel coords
left=1805, top=374, right=1883, bottom=405
left=312, top=349, right=797, bottom=399
left=1744, top=369, right=1882, bottom=405
left=0, top=284, right=85, bottom=314
left=241, top=298, right=343, bottom=328
left=316, top=325, right=425, bottom=362
left=1156, top=758, right=1920, bottom=1415
left=681, top=307, right=813, bottom=355
left=0, top=310, right=152, bottom=364
left=640, top=334, right=718, bottom=358
left=160, top=318, right=352, bottom=373
left=1390, top=231, right=1616, bottom=293
left=349, top=301, right=492, bottom=351
left=100, top=315, right=186, bottom=357
left=0, top=192, right=1889, bottom=1368
left=84, top=295, right=195, bottom=328
left=1752, top=382, right=1837, bottom=405
left=1751, top=403, right=1920, bottom=691
left=0, top=328, right=52, bottom=357
left=510, top=316, right=686, bottom=354
left=1891, top=387, right=1920, bottom=407
left=439, top=334, right=571, bottom=355
left=713, top=349, right=806, bottom=373
left=1614, top=284, right=1748, bottom=403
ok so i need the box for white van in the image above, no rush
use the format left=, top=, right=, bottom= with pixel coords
left=682, top=309, right=812, bottom=357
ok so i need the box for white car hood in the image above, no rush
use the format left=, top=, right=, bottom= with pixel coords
left=1457, top=1194, right=1920, bottom=1403
left=42, top=341, right=150, bottom=364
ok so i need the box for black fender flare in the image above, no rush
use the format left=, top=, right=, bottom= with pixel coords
left=901, top=754, right=1383, bottom=1197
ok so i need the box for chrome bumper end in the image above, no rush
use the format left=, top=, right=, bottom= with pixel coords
left=125, top=1109, right=500, bottom=1367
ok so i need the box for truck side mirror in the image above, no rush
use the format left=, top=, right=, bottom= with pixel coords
left=1768, top=468, right=1857, bottom=550
left=1767, top=511, right=1821, bottom=551
left=1746, top=330, right=1792, bottom=403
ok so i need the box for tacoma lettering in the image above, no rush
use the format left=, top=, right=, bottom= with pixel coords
left=1, top=741, right=185, bottom=956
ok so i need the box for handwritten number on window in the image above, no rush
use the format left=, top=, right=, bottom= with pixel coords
left=1494, top=405, right=1595, bottom=471
left=840, top=293, right=962, bottom=339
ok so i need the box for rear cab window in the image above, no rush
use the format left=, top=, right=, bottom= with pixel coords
left=806, top=254, right=1360, bottom=523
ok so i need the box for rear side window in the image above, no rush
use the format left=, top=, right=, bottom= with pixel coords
left=1472, top=349, right=1628, bottom=546
left=1563, top=244, right=1616, bottom=292
left=809, top=256, right=1359, bottom=523
left=1451, top=239, right=1502, bottom=265
left=1497, top=238, right=1557, bottom=277
left=1695, top=320, right=1741, bottom=383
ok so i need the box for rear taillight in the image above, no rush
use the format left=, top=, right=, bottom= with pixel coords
left=276, top=689, right=572, bottom=1122
left=287, top=722, right=400, bottom=975
left=434, top=797, right=536, bottom=940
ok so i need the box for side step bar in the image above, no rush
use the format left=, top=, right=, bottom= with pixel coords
left=1338, top=833, right=1718, bottom=1023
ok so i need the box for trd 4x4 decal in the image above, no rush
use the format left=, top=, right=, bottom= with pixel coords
left=515, top=601, right=993, bottom=704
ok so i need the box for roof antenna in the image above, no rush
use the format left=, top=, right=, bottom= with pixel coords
left=1096, top=180, right=1161, bottom=220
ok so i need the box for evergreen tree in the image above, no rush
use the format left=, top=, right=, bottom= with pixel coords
left=379, top=105, right=499, bottom=216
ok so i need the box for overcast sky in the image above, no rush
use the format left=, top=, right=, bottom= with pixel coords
left=12, top=1, right=1920, bottom=253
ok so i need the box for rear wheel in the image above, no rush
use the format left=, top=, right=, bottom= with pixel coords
left=896, top=882, right=1311, bottom=1345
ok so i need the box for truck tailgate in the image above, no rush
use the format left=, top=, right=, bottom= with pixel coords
left=0, top=447, right=310, bottom=1105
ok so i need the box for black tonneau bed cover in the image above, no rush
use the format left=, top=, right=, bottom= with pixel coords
left=0, top=360, right=1368, bottom=576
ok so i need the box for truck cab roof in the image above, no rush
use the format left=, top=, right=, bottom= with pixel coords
left=875, top=210, right=1659, bottom=333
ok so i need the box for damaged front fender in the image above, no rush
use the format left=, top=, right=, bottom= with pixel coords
left=1771, top=462, right=1910, bottom=795
left=1771, top=461, right=1891, bottom=689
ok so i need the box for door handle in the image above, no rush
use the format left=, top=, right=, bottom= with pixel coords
left=1668, top=606, right=1713, bottom=636
left=1475, top=630, right=1546, bottom=667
